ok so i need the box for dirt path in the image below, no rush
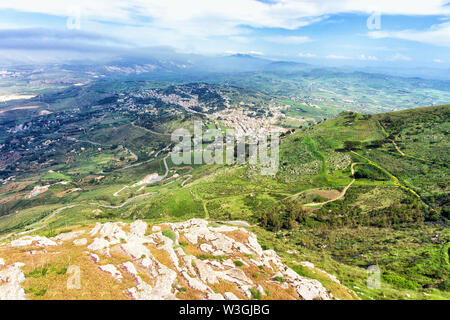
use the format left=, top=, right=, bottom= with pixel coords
left=350, top=150, right=425, bottom=204
left=131, top=122, right=171, bottom=136
left=0, top=204, right=82, bottom=240
left=89, top=192, right=156, bottom=209
left=181, top=175, right=193, bottom=187
left=1, top=153, right=173, bottom=240
left=113, top=153, right=170, bottom=197
left=303, top=162, right=359, bottom=208
left=203, top=201, right=209, bottom=219
left=390, top=140, right=405, bottom=156
left=284, top=188, right=322, bottom=200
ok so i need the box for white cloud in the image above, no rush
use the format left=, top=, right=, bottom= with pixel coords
left=359, top=54, right=378, bottom=60
left=2, top=1, right=450, bottom=56
left=2, top=1, right=450, bottom=38
left=368, top=22, right=450, bottom=47
left=390, top=53, right=412, bottom=61
left=298, top=52, right=316, bottom=58
left=433, top=58, right=442, bottom=63
left=229, top=36, right=251, bottom=44
left=224, top=50, right=263, bottom=56
left=264, top=36, right=311, bottom=44
left=325, top=54, right=351, bottom=59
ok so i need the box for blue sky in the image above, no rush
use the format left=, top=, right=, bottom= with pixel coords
left=0, top=0, right=449, bottom=68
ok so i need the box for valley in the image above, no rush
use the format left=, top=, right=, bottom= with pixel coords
left=0, top=67, right=448, bottom=300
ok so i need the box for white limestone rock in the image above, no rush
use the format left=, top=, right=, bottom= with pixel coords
left=0, top=263, right=26, bottom=300
left=151, top=225, right=161, bottom=232
left=73, top=238, right=87, bottom=246
left=206, top=292, right=225, bottom=300
left=87, top=238, right=110, bottom=251
left=181, top=271, right=212, bottom=292
left=120, top=242, right=151, bottom=260
left=10, top=236, right=57, bottom=248
left=130, top=220, right=147, bottom=237
left=120, top=261, right=141, bottom=283
left=99, top=264, right=123, bottom=282
left=88, top=252, right=100, bottom=264
left=224, top=292, right=240, bottom=300
left=209, top=225, right=238, bottom=232
left=53, top=230, right=85, bottom=241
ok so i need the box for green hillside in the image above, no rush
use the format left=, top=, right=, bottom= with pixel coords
left=1, top=104, right=449, bottom=300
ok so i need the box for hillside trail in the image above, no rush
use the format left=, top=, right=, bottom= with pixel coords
left=0, top=153, right=193, bottom=241
left=0, top=204, right=81, bottom=240
left=303, top=162, right=360, bottom=208
left=350, top=150, right=427, bottom=207
left=390, top=139, right=405, bottom=156
left=113, top=153, right=170, bottom=197
left=131, top=121, right=171, bottom=136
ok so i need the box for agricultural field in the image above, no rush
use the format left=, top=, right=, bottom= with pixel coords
left=0, top=71, right=448, bottom=301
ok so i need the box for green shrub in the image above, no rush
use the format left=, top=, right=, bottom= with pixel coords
left=249, top=287, right=262, bottom=300
left=354, top=164, right=389, bottom=181
left=382, top=273, right=421, bottom=290
left=234, top=260, right=244, bottom=267
left=25, top=287, right=47, bottom=296
left=26, top=267, right=49, bottom=278
left=55, top=267, right=67, bottom=275
left=273, top=276, right=286, bottom=283
left=162, top=229, right=177, bottom=242
left=196, top=254, right=227, bottom=261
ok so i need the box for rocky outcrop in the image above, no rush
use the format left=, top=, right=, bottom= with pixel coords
left=53, top=230, right=85, bottom=241
left=0, top=262, right=26, bottom=300
left=10, top=236, right=57, bottom=247
left=0, top=219, right=336, bottom=300
left=99, top=264, right=123, bottom=282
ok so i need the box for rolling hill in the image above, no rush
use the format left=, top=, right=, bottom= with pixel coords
left=0, top=104, right=448, bottom=300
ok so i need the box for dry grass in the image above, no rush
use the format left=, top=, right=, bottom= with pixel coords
left=0, top=181, right=34, bottom=193
left=223, top=230, right=250, bottom=244
left=209, top=280, right=247, bottom=300
left=0, top=223, right=341, bottom=300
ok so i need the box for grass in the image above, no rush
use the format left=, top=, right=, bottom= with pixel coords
left=273, top=276, right=286, bottom=283
left=41, top=172, right=72, bottom=181
left=249, top=287, right=262, bottom=300
left=1, top=104, right=448, bottom=300
left=196, top=254, right=228, bottom=261
left=162, top=229, right=177, bottom=242
left=234, top=260, right=244, bottom=267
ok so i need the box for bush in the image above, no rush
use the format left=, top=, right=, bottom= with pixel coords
left=234, top=260, right=244, bottom=267
left=162, top=229, right=177, bottom=242
left=249, top=287, right=262, bottom=300
left=438, top=280, right=450, bottom=292
left=196, top=254, right=227, bottom=261
left=354, top=164, right=389, bottom=181
left=258, top=199, right=308, bottom=232
left=382, top=273, right=421, bottom=290
left=27, top=267, right=49, bottom=278
left=344, top=140, right=361, bottom=150
left=273, top=276, right=286, bottom=283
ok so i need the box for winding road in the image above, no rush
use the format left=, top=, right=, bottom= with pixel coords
left=303, top=162, right=359, bottom=208
left=0, top=150, right=195, bottom=241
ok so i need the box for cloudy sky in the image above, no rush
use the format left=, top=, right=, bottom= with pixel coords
left=0, top=0, right=449, bottom=67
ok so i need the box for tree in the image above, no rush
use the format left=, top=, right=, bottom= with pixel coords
left=344, top=140, right=361, bottom=150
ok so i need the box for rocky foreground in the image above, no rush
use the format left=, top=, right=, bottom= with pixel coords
left=0, top=219, right=336, bottom=300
